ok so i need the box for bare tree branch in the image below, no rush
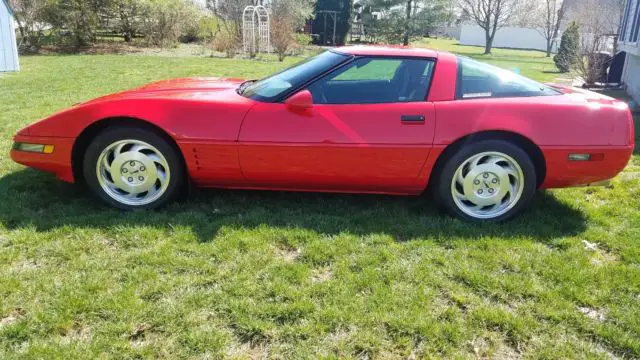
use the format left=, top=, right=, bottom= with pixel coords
left=532, top=0, right=566, bottom=56
left=459, top=0, right=519, bottom=53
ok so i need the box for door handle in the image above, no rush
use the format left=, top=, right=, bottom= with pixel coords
left=401, top=115, right=425, bottom=123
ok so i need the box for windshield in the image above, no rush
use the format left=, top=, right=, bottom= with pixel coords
left=240, top=51, right=350, bottom=102
left=456, top=56, right=560, bottom=99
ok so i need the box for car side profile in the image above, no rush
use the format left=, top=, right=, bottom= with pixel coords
left=10, top=46, right=635, bottom=221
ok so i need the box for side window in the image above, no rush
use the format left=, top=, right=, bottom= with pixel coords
left=332, top=59, right=402, bottom=81
left=456, top=57, right=560, bottom=99
left=308, top=57, right=434, bottom=104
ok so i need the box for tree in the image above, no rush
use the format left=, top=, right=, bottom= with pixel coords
left=268, top=0, right=313, bottom=59
left=207, top=0, right=251, bottom=42
left=312, top=0, right=353, bottom=46
left=402, top=0, right=412, bottom=45
left=459, top=0, right=519, bottom=54
left=533, top=0, right=566, bottom=57
left=359, top=0, right=452, bottom=45
left=139, top=0, right=202, bottom=47
left=41, top=0, right=108, bottom=48
left=553, top=20, right=579, bottom=72
left=104, top=0, right=150, bottom=42
left=8, top=0, right=47, bottom=51
left=271, top=16, right=295, bottom=61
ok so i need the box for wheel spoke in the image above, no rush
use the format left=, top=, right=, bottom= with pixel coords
left=102, top=154, right=112, bottom=173
left=114, top=143, right=127, bottom=155
left=157, top=167, right=167, bottom=183
left=486, top=155, right=503, bottom=166
left=471, top=155, right=483, bottom=168
left=147, top=153, right=164, bottom=166
left=453, top=189, right=468, bottom=202
left=102, top=173, right=118, bottom=189
left=130, top=144, right=152, bottom=153
left=501, top=164, right=518, bottom=179
left=456, top=169, right=465, bottom=186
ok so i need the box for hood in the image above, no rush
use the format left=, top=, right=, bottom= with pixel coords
left=136, top=77, right=245, bottom=92
left=82, top=77, right=246, bottom=105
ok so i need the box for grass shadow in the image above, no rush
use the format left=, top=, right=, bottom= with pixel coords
left=0, top=169, right=587, bottom=243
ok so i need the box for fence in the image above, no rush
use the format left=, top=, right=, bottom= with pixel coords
left=459, top=24, right=557, bottom=53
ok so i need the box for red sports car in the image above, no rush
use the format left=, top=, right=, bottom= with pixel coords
left=10, top=46, right=635, bottom=221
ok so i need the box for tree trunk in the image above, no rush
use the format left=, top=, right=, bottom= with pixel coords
left=484, top=31, right=493, bottom=54
left=403, top=0, right=412, bottom=46
left=546, top=40, right=553, bottom=57
left=14, top=18, right=26, bottom=40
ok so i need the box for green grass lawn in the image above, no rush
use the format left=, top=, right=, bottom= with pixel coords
left=1, top=43, right=640, bottom=359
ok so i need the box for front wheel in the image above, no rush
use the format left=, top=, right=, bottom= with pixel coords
left=433, top=140, right=537, bottom=222
left=83, top=127, right=185, bottom=210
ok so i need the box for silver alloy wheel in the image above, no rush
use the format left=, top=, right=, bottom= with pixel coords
left=450, top=151, right=524, bottom=219
left=96, top=139, right=171, bottom=206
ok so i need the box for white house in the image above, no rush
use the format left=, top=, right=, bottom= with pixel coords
left=189, top=0, right=208, bottom=9
left=620, top=0, right=640, bottom=103
left=0, top=0, right=19, bottom=72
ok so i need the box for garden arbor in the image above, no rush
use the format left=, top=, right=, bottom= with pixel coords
left=242, top=1, right=271, bottom=56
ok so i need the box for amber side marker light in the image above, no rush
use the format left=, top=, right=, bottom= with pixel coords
left=568, top=153, right=604, bottom=161
left=13, top=143, right=55, bottom=154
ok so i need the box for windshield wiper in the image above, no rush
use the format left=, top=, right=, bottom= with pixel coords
left=236, top=80, right=257, bottom=95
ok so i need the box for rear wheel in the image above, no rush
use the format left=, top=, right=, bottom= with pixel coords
left=83, top=127, right=185, bottom=210
left=433, top=140, right=536, bottom=222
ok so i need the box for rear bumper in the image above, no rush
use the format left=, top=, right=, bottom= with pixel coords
left=540, top=145, right=634, bottom=188
left=10, top=135, right=75, bottom=183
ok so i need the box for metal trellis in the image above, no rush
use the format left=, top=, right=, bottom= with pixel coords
left=243, top=2, right=271, bottom=56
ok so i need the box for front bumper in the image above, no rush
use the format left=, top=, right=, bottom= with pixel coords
left=10, top=135, right=76, bottom=183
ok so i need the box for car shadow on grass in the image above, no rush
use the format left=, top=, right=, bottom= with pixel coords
left=0, top=169, right=587, bottom=243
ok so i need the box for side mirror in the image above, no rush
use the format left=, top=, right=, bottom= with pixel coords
left=285, top=90, right=313, bottom=110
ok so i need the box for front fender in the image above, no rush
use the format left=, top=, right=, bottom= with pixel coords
left=23, top=94, right=253, bottom=143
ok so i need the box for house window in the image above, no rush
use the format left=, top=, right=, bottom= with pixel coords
left=632, top=0, right=640, bottom=42
left=620, top=0, right=633, bottom=41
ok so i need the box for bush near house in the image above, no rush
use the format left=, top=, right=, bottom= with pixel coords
left=271, top=17, right=296, bottom=61
left=554, top=21, right=580, bottom=73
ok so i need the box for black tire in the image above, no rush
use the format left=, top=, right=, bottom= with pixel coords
left=432, top=139, right=537, bottom=222
left=83, top=126, right=186, bottom=210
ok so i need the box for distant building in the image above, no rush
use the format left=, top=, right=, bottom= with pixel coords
left=0, top=0, right=19, bottom=72
left=190, top=0, right=208, bottom=8
left=620, top=0, right=640, bottom=102
left=186, top=0, right=210, bottom=10
left=459, top=25, right=558, bottom=53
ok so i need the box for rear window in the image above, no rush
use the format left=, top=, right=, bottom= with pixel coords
left=456, top=56, right=560, bottom=99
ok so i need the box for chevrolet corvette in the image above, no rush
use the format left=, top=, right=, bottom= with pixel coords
left=10, top=46, right=635, bottom=221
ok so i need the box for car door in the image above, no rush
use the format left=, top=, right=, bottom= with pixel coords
left=237, top=57, right=437, bottom=193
